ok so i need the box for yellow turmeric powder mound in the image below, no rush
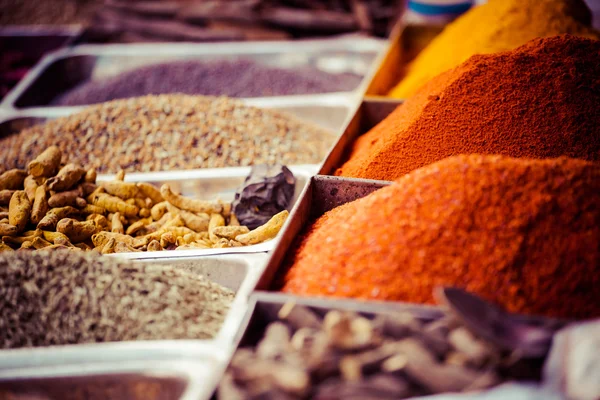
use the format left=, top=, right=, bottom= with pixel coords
left=389, top=0, right=599, bottom=98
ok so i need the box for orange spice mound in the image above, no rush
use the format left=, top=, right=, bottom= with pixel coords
left=283, top=155, right=600, bottom=319
left=336, top=35, right=600, bottom=181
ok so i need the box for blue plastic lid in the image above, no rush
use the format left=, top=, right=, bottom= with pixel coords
left=408, top=0, right=473, bottom=16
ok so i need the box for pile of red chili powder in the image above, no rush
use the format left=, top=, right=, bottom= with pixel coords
left=282, top=154, right=600, bottom=319
left=335, top=35, right=600, bottom=181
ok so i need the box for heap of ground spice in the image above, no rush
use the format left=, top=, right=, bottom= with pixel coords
left=389, top=0, right=599, bottom=98
left=283, top=155, right=600, bottom=320
left=337, top=35, right=600, bottom=181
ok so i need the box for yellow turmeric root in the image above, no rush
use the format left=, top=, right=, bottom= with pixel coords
left=80, top=204, right=105, bottom=215
left=147, top=240, right=163, bottom=251
left=111, top=212, right=124, bottom=234
left=85, top=168, right=97, bottom=183
left=88, top=192, right=138, bottom=218
left=235, top=210, right=289, bottom=245
left=47, top=164, right=85, bottom=191
left=208, top=213, right=225, bottom=242
left=23, top=175, right=40, bottom=201
left=48, top=187, right=82, bottom=208
left=30, top=185, right=49, bottom=225
left=8, top=191, right=31, bottom=232
left=0, top=190, right=15, bottom=206
left=167, top=203, right=210, bottom=232
left=151, top=201, right=168, bottom=220
left=56, top=218, right=96, bottom=243
left=0, top=223, right=18, bottom=236
left=137, top=182, right=163, bottom=205
left=28, top=146, right=62, bottom=177
left=37, top=206, right=80, bottom=230
left=211, top=225, right=250, bottom=240
left=0, top=169, right=27, bottom=191
left=101, top=180, right=139, bottom=200
left=160, top=184, right=223, bottom=214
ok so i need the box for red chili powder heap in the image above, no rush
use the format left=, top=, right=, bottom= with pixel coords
left=282, top=155, right=600, bottom=319
left=335, top=35, right=600, bottom=181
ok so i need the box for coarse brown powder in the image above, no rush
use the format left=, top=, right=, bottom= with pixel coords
left=336, top=35, right=600, bottom=181
left=283, top=155, right=600, bottom=319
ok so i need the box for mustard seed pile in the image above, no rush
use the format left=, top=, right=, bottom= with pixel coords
left=0, top=94, right=334, bottom=173
left=0, top=251, right=234, bottom=349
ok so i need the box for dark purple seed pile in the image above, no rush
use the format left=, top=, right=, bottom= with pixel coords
left=53, top=59, right=363, bottom=105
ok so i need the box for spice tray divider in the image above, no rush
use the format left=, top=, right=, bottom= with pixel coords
left=0, top=254, right=270, bottom=398
left=0, top=36, right=387, bottom=112
left=364, top=24, right=445, bottom=99
left=255, top=175, right=392, bottom=291
left=319, top=97, right=403, bottom=175
left=0, top=92, right=357, bottom=136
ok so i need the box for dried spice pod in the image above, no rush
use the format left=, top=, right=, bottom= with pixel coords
left=233, top=165, right=295, bottom=229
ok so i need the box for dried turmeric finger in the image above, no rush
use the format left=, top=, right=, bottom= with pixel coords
left=181, top=232, right=208, bottom=245
left=20, top=240, right=34, bottom=250
left=9, top=191, right=31, bottom=232
left=75, top=197, right=87, bottom=208
left=30, top=185, right=49, bottom=225
left=31, top=237, right=53, bottom=250
left=115, top=170, right=126, bottom=181
left=0, top=223, right=18, bottom=236
left=228, top=213, right=240, bottom=227
left=136, top=182, right=163, bottom=205
left=167, top=203, right=210, bottom=232
left=212, top=238, right=232, bottom=248
left=211, top=225, right=250, bottom=240
left=42, top=230, right=70, bottom=244
left=0, top=190, right=15, bottom=206
left=0, top=242, right=14, bottom=252
left=86, top=213, right=109, bottom=231
left=28, top=146, right=62, bottom=177
left=3, top=230, right=40, bottom=246
left=85, top=168, right=97, bottom=183
left=132, top=236, right=149, bottom=248
left=111, top=212, right=124, bottom=234
left=92, top=231, right=135, bottom=248
left=23, top=176, right=40, bottom=201
left=88, top=192, right=138, bottom=218
left=126, top=219, right=151, bottom=236
left=37, top=206, right=79, bottom=230
left=151, top=201, right=168, bottom=220
left=147, top=240, right=163, bottom=251
left=114, top=241, right=141, bottom=253
left=74, top=242, right=92, bottom=251
left=80, top=204, right=105, bottom=215
left=209, top=213, right=225, bottom=242
left=80, top=182, right=98, bottom=197
left=47, top=187, right=82, bottom=208
left=160, top=232, right=177, bottom=248
left=100, top=237, right=117, bottom=254
left=235, top=210, right=289, bottom=245
left=0, top=169, right=27, bottom=191
left=56, top=218, right=96, bottom=243
left=160, top=184, right=223, bottom=214
left=139, top=208, right=151, bottom=218
left=47, top=164, right=85, bottom=191
left=101, top=180, right=139, bottom=200
left=144, top=224, right=192, bottom=242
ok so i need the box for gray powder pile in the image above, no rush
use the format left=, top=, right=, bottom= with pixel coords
left=0, top=251, right=234, bottom=349
left=0, top=94, right=334, bottom=173
left=53, top=59, right=363, bottom=105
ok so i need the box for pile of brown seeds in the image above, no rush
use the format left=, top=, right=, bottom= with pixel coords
left=0, top=251, right=234, bottom=349
left=0, top=94, right=335, bottom=173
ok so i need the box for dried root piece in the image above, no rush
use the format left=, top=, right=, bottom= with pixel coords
left=0, top=223, right=18, bottom=236
left=147, top=240, right=163, bottom=251
left=88, top=192, right=138, bottom=218
left=0, top=190, right=15, bottom=206
left=87, top=214, right=109, bottom=231
left=56, top=218, right=96, bottom=243
left=161, top=184, right=223, bottom=214
left=80, top=182, right=98, bottom=197
left=47, top=164, right=85, bottom=191
left=8, top=191, right=31, bottom=232
left=167, top=203, right=210, bottom=232
left=101, top=181, right=139, bottom=200
left=42, top=230, right=70, bottom=244
left=0, top=242, right=14, bottom=252
left=111, top=212, right=124, bottom=234
left=101, top=237, right=117, bottom=254
left=114, top=241, right=141, bottom=253
left=125, top=218, right=151, bottom=236
left=23, top=176, right=39, bottom=201
left=137, top=182, right=164, bottom=205
left=235, top=210, right=288, bottom=245
left=160, top=232, right=177, bottom=248
left=151, top=201, right=168, bottom=220
left=91, top=231, right=135, bottom=248
left=0, top=169, right=27, bottom=191
left=80, top=204, right=105, bottom=215
left=211, top=225, right=250, bottom=240
left=28, top=146, right=62, bottom=177
left=139, top=208, right=151, bottom=218
left=115, top=170, right=126, bottom=181
left=31, top=237, right=53, bottom=250
left=85, top=168, right=97, bottom=183
left=37, top=206, right=79, bottom=230
left=209, top=213, right=226, bottom=242
left=30, top=185, right=49, bottom=225
left=48, top=187, right=82, bottom=208
left=228, top=213, right=240, bottom=226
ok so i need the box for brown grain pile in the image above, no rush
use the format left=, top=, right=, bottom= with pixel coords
left=0, top=94, right=334, bottom=173
left=337, top=35, right=600, bottom=181
left=283, top=155, right=600, bottom=320
left=0, top=251, right=234, bottom=348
